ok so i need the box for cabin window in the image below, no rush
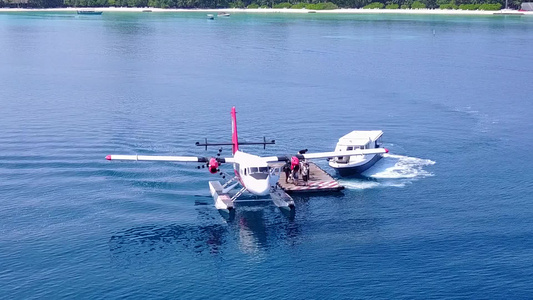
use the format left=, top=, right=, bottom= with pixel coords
left=244, top=168, right=247, bottom=175
left=347, top=147, right=353, bottom=151
left=336, top=155, right=350, bottom=163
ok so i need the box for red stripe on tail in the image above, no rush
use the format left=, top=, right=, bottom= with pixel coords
left=231, top=107, right=239, bottom=154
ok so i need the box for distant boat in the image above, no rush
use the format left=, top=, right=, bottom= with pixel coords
left=207, top=14, right=215, bottom=20
left=77, top=10, right=103, bottom=15
left=494, top=9, right=524, bottom=15
left=494, top=0, right=524, bottom=15
left=217, top=12, right=230, bottom=17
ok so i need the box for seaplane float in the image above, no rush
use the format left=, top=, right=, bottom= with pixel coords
left=106, top=107, right=388, bottom=213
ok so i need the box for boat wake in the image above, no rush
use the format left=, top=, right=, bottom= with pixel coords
left=339, top=154, right=435, bottom=190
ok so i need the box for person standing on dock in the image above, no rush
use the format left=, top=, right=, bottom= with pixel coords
left=283, top=161, right=291, bottom=183
left=301, top=162, right=309, bottom=186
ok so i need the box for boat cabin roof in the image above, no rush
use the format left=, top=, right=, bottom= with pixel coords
left=337, top=130, right=383, bottom=145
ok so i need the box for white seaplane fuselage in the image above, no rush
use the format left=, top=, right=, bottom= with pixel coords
left=232, top=151, right=280, bottom=196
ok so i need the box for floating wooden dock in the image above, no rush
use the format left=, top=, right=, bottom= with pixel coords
left=277, top=162, right=344, bottom=193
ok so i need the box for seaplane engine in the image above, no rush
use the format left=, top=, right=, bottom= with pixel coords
left=208, top=157, right=219, bottom=174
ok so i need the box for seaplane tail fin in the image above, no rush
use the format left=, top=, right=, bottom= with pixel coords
left=231, top=106, right=239, bottom=154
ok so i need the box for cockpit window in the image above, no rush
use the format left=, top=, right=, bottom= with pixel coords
left=247, top=166, right=270, bottom=180
left=248, top=167, right=269, bottom=174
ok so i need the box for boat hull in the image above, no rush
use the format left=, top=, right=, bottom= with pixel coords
left=330, top=154, right=382, bottom=177
left=77, top=11, right=103, bottom=15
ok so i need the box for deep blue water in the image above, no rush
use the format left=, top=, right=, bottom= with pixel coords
left=1, top=11, right=533, bottom=299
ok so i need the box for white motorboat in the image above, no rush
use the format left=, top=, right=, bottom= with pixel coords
left=494, top=8, right=524, bottom=15
left=328, top=130, right=385, bottom=176
left=77, top=10, right=103, bottom=15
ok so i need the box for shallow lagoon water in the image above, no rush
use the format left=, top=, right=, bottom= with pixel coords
left=1, top=11, right=532, bottom=299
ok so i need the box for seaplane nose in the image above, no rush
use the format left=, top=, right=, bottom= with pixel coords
left=248, top=180, right=271, bottom=196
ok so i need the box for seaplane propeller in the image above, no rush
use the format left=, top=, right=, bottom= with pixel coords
left=208, top=157, right=219, bottom=174
left=192, top=148, right=225, bottom=173
left=194, top=157, right=222, bottom=174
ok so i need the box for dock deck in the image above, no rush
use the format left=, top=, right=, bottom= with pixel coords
left=277, top=162, right=344, bottom=193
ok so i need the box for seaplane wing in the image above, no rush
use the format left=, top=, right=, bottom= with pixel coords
left=262, top=148, right=388, bottom=163
left=300, top=148, right=388, bottom=159
left=105, top=154, right=235, bottom=173
left=105, top=154, right=235, bottom=163
left=106, top=154, right=208, bottom=162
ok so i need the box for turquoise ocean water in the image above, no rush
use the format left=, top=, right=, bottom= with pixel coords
left=1, top=11, right=532, bottom=299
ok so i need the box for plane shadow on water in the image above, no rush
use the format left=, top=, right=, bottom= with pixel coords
left=108, top=201, right=301, bottom=263
left=194, top=193, right=297, bottom=221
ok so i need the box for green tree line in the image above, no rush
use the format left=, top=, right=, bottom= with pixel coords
left=1, top=0, right=524, bottom=10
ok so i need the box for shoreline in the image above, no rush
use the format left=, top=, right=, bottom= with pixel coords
left=0, top=7, right=531, bottom=15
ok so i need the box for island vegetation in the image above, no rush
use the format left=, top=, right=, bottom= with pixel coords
left=1, top=0, right=523, bottom=11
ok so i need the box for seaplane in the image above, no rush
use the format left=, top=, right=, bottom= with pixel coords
left=105, top=107, right=388, bottom=213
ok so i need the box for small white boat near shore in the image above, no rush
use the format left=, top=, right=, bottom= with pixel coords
left=494, top=0, right=524, bottom=15
left=493, top=9, right=524, bottom=15
left=77, top=10, right=103, bottom=15
left=328, top=130, right=386, bottom=176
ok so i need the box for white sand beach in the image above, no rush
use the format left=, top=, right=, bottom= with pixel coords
left=0, top=6, right=531, bottom=15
